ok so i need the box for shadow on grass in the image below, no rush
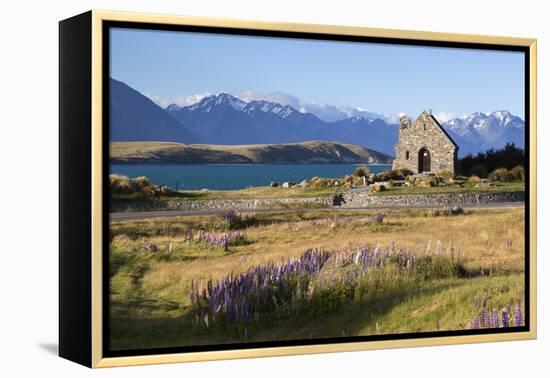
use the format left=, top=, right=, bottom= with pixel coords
left=109, top=301, right=242, bottom=351
left=108, top=279, right=465, bottom=350
left=249, top=279, right=464, bottom=341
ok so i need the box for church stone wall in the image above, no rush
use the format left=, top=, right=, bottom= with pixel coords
left=392, top=111, right=458, bottom=175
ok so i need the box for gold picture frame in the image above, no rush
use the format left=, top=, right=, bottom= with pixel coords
left=59, top=9, right=537, bottom=368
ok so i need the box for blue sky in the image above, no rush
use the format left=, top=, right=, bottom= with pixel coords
left=110, top=27, right=525, bottom=120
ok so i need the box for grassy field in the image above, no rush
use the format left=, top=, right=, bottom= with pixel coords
left=113, top=185, right=340, bottom=202
left=109, top=207, right=525, bottom=350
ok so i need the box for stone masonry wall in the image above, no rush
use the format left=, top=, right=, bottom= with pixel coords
left=338, top=190, right=524, bottom=208
left=392, top=111, right=458, bottom=174
left=112, top=190, right=524, bottom=213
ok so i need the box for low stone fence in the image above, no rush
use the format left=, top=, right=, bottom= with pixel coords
left=111, top=196, right=333, bottom=213
left=337, top=190, right=525, bottom=208
left=112, top=190, right=524, bottom=213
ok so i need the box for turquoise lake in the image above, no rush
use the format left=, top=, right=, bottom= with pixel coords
left=110, top=164, right=392, bottom=191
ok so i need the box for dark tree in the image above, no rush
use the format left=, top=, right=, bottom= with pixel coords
left=458, top=143, right=525, bottom=177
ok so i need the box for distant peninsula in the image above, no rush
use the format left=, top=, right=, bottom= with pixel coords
left=110, top=140, right=393, bottom=164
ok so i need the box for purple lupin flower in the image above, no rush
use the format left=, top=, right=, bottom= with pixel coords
left=502, top=309, right=510, bottom=328
left=514, top=303, right=523, bottom=327
left=188, top=247, right=333, bottom=327
left=492, top=309, right=499, bottom=328
left=199, top=231, right=244, bottom=249
left=188, top=242, right=429, bottom=331
left=471, top=315, right=480, bottom=330
left=481, top=309, right=490, bottom=328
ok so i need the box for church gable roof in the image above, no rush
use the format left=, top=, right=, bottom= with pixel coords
left=427, top=113, right=459, bottom=150
left=413, top=110, right=459, bottom=150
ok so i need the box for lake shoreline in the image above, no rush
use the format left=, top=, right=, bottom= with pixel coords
left=110, top=163, right=392, bottom=191
left=110, top=162, right=394, bottom=166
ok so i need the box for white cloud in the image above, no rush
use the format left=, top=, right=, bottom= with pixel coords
left=383, top=111, right=462, bottom=124
left=146, top=92, right=212, bottom=109
left=433, top=112, right=458, bottom=123
left=234, top=90, right=385, bottom=122
left=233, top=90, right=301, bottom=109
left=385, top=113, right=406, bottom=124
left=302, top=102, right=353, bottom=122
left=145, top=94, right=170, bottom=108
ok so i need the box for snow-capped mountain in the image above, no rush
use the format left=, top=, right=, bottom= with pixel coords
left=164, top=91, right=524, bottom=156
left=187, top=92, right=247, bottom=113
left=441, top=111, right=525, bottom=155
left=111, top=79, right=524, bottom=157
left=298, top=103, right=386, bottom=123
left=243, top=100, right=294, bottom=118
left=166, top=93, right=399, bottom=154
left=229, top=90, right=386, bottom=123
left=165, top=103, right=184, bottom=112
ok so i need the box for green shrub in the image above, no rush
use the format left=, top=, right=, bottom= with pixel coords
left=377, top=169, right=412, bottom=181
left=132, top=176, right=154, bottom=192
left=373, top=170, right=392, bottom=182
left=468, top=175, right=482, bottom=183
left=310, top=177, right=333, bottom=188
left=509, top=165, right=525, bottom=181
left=219, top=210, right=258, bottom=230
left=370, top=184, right=386, bottom=193
left=415, top=255, right=466, bottom=280
left=110, top=174, right=155, bottom=197
left=353, top=166, right=370, bottom=177
left=489, top=168, right=515, bottom=182
left=438, top=170, right=454, bottom=183
left=109, top=174, right=132, bottom=195
left=392, top=168, right=414, bottom=179
left=418, top=178, right=436, bottom=187
left=427, top=206, right=464, bottom=217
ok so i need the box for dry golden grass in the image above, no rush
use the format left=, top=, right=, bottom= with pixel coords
left=110, top=207, right=524, bottom=310
left=174, top=185, right=339, bottom=200
left=109, top=207, right=525, bottom=349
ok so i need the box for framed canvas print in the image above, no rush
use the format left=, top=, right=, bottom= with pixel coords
left=59, top=10, right=537, bottom=368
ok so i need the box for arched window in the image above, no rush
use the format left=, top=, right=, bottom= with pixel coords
left=405, top=151, right=410, bottom=160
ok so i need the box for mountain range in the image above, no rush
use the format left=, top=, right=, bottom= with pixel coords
left=441, top=111, right=525, bottom=154
left=110, top=78, right=525, bottom=157
left=164, top=92, right=400, bottom=155
left=110, top=79, right=201, bottom=143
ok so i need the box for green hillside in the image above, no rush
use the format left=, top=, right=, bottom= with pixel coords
left=110, top=140, right=393, bottom=164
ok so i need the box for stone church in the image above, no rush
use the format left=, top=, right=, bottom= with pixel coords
left=392, top=110, right=459, bottom=175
